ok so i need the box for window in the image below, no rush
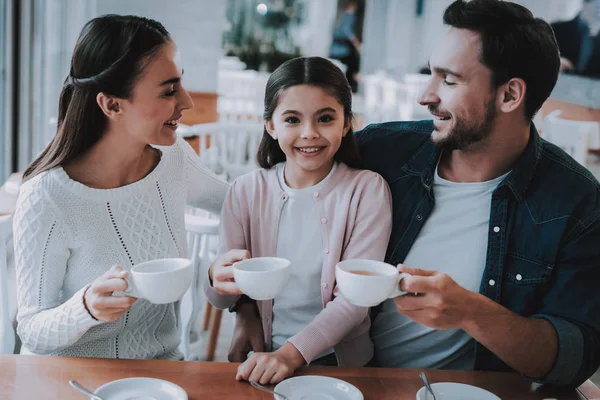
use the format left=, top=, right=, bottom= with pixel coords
left=15, top=0, right=96, bottom=173
left=0, top=0, right=13, bottom=182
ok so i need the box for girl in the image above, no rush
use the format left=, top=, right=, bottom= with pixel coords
left=205, top=57, right=392, bottom=384
left=13, top=15, right=228, bottom=359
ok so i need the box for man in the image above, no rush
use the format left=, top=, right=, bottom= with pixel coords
left=223, top=0, right=600, bottom=389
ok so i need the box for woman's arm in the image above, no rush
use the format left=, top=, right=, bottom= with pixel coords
left=13, top=185, right=102, bottom=354
left=180, top=137, right=229, bottom=214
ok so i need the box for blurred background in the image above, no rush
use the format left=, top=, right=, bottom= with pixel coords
left=1, top=0, right=600, bottom=185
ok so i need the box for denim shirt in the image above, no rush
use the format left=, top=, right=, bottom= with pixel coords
left=356, top=120, right=600, bottom=388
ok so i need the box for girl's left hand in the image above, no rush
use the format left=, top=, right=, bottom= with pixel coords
left=235, top=343, right=305, bottom=385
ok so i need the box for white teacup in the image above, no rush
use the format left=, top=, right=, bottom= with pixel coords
left=117, top=258, right=193, bottom=304
left=336, top=259, right=410, bottom=307
left=232, top=257, right=291, bottom=300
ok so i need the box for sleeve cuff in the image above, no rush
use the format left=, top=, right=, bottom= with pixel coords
left=202, top=270, right=240, bottom=310
left=287, top=326, right=331, bottom=364
left=529, top=314, right=584, bottom=386
left=72, top=285, right=104, bottom=330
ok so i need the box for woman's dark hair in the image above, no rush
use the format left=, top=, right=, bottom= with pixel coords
left=23, top=15, right=170, bottom=181
left=443, top=0, right=560, bottom=120
left=257, top=56, right=363, bottom=169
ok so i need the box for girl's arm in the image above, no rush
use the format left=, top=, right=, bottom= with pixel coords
left=287, top=173, right=393, bottom=364
left=14, top=184, right=103, bottom=354
left=180, top=137, right=230, bottom=214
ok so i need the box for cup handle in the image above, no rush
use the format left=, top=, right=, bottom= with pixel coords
left=388, top=272, right=411, bottom=298
left=113, top=275, right=142, bottom=299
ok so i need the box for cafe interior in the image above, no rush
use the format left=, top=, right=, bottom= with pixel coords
left=1, top=0, right=600, bottom=398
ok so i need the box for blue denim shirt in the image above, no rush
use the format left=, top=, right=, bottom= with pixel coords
left=356, top=120, right=600, bottom=388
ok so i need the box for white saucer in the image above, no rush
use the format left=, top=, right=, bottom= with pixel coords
left=94, top=377, right=188, bottom=400
left=416, top=382, right=501, bottom=400
left=273, top=375, right=363, bottom=400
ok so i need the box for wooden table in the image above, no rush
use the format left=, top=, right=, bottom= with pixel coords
left=1, top=355, right=599, bottom=399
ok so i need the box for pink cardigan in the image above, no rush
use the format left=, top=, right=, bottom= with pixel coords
left=204, top=162, right=392, bottom=366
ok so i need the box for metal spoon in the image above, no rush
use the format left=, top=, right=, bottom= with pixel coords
left=419, top=372, right=437, bottom=400
left=249, top=379, right=289, bottom=400
left=68, top=380, right=105, bottom=400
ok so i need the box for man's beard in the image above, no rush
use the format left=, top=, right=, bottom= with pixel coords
left=430, top=100, right=497, bottom=151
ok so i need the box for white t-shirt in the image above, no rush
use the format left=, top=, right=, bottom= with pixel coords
left=271, top=162, right=337, bottom=359
left=371, top=165, right=509, bottom=369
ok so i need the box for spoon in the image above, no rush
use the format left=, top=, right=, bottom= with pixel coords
left=419, top=372, right=437, bottom=400
left=249, top=380, right=289, bottom=400
left=68, top=380, right=105, bottom=400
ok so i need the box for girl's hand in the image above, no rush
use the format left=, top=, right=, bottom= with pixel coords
left=236, top=343, right=305, bottom=385
left=208, top=249, right=250, bottom=295
left=83, top=265, right=136, bottom=322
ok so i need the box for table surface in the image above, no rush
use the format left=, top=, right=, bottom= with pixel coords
left=1, top=355, right=599, bottom=400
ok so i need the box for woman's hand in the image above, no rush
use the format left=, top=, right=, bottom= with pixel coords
left=83, top=265, right=136, bottom=322
left=208, top=249, right=250, bottom=295
left=236, top=343, right=305, bottom=384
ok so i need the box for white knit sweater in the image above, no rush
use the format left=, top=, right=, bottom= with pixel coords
left=12, top=137, right=228, bottom=359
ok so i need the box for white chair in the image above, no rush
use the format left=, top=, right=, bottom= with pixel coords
left=192, top=122, right=264, bottom=182
left=218, top=56, right=247, bottom=71
left=543, top=110, right=593, bottom=166
left=179, top=211, right=220, bottom=361
left=402, top=73, right=432, bottom=120
left=177, top=124, right=223, bottom=175
left=544, top=110, right=600, bottom=150
left=0, top=214, right=15, bottom=355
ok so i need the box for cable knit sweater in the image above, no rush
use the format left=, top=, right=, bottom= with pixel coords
left=12, top=137, right=228, bottom=359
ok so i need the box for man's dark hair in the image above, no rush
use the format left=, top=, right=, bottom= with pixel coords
left=444, top=0, right=560, bottom=120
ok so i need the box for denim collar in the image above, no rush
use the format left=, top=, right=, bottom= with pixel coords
left=400, top=123, right=543, bottom=202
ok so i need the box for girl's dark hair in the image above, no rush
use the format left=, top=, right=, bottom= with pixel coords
left=23, top=15, right=170, bottom=181
left=257, top=56, right=363, bottom=169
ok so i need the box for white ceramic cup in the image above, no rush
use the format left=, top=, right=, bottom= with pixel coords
left=232, top=257, right=291, bottom=300
left=335, top=259, right=410, bottom=307
left=115, top=258, right=193, bottom=304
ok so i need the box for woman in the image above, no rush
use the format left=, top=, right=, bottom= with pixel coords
left=13, top=15, right=228, bottom=359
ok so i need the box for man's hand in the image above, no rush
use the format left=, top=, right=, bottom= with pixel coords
left=227, top=299, right=264, bottom=362
left=393, top=265, right=479, bottom=330
left=236, top=343, right=305, bottom=384
left=394, top=265, right=558, bottom=379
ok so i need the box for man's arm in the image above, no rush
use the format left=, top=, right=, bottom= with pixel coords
left=461, top=292, right=558, bottom=378
left=397, top=206, right=600, bottom=389
left=395, top=267, right=558, bottom=378
left=227, top=298, right=264, bottom=363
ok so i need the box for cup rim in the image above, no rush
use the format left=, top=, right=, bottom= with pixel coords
left=131, top=258, right=192, bottom=275
left=233, top=257, right=291, bottom=273
left=336, top=259, right=398, bottom=278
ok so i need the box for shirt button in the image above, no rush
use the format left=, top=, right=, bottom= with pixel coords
left=321, top=282, right=328, bottom=289
left=493, top=226, right=500, bottom=233
left=313, top=192, right=319, bottom=198
left=516, top=274, right=523, bottom=281
left=416, top=214, right=423, bottom=221
left=281, top=194, right=288, bottom=201
left=321, top=218, right=327, bottom=224
left=324, top=248, right=330, bottom=254
left=489, top=279, right=496, bottom=286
